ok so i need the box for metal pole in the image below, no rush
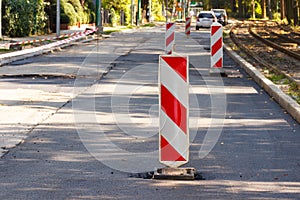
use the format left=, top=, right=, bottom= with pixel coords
left=166, top=0, right=168, bottom=22
left=268, top=0, right=272, bottom=19
left=34, top=0, right=37, bottom=35
left=131, top=0, right=134, bottom=25
left=137, top=0, right=141, bottom=25
left=56, top=0, right=60, bottom=37
left=96, top=0, right=103, bottom=33
left=149, top=0, right=152, bottom=22
left=0, top=0, right=2, bottom=38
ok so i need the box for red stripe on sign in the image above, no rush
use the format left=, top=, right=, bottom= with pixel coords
left=161, top=84, right=187, bottom=133
left=211, top=38, right=222, bottom=56
left=162, top=57, right=187, bottom=81
left=166, top=23, right=174, bottom=29
left=214, top=57, right=223, bottom=68
left=211, top=25, right=221, bottom=36
left=166, top=32, right=174, bottom=47
left=161, top=136, right=186, bottom=161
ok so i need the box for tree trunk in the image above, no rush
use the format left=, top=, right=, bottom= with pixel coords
left=286, top=0, right=294, bottom=24
left=80, top=0, right=85, bottom=6
left=262, top=0, right=267, bottom=18
left=268, top=0, right=272, bottom=19
left=238, top=0, right=243, bottom=17
left=280, top=0, right=285, bottom=19
left=293, top=0, right=299, bottom=25
left=231, top=0, right=237, bottom=13
left=252, top=0, right=256, bottom=19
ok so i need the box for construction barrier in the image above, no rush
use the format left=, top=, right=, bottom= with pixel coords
left=0, top=29, right=97, bottom=48
left=165, top=23, right=175, bottom=54
left=210, top=22, right=223, bottom=69
left=185, top=17, right=191, bottom=37
left=159, top=55, right=189, bottom=168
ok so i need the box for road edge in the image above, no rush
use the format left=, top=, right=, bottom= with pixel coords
left=224, top=43, right=300, bottom=124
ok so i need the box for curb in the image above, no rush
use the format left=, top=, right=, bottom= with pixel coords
left=224, top=44, right=300, bottom=123
left=0, top=31, right=97, bottom=67
left=0, top=31, right=87, bottom=48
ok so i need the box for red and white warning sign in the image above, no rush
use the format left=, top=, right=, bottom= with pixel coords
left=185, top=17, right=191, bottom=36
left=159, top=55, right=189, bottom=168
left=165, top=23, right=175, bottom=54
left=210, top=22, right=223, bottom=68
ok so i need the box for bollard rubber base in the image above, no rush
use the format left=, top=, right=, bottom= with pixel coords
left=153, top=167, right=196, bottom=180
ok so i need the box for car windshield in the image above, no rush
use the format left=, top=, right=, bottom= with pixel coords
left=215, top=13, right=222, bottom=18
left=212, top=10, right=226, bottom=15
left=198, top=13, right=214, bottom=18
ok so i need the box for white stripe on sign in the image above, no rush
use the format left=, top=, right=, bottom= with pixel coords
left=211, top=28, right=223, bottom=44
left=165, top=44, right=173, bottom=54
left=166, top=24, right=175, bottom=37
left=160, top=59, right=189, bottom=108
left=160, top=111, right=189, bottom=159
left=212, top=48, right=223, bottom=62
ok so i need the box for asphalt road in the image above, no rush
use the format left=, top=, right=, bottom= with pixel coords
left=0, top=25, right=299, bottom=199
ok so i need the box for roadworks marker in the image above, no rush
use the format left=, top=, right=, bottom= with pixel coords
left=210, top=22, right=225, bottom=75
left=154, top=55, right=195, bottom=180
left=185, top=17, right=191, bottom=37
left=165, top=23, right=175, bottom=54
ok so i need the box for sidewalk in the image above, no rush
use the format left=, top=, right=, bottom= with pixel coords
left=0, top=27, right=139, bottom=157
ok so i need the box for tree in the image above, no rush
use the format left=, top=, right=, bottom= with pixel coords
left=3, top=0, right=48, bottom=37
left=102, top=0, right=131, bottom=24
left=151, top=0, right=164, bottom=20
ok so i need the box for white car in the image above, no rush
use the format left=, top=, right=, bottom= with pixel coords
left=196, top=11, right=217, bottom=30
left=212, top=9, right=228, bottom=25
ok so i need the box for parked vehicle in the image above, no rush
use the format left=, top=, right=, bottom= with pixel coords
left=211, top=9, right=228, bottom=25
left=196, top=11, right=217, bottom=30
left=214, top=13, right=226, bottom=26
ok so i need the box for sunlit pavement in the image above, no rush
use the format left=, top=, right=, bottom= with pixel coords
left=0, top=24, right=299, bottom=199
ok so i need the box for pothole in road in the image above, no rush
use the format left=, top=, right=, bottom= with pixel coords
left=0, top=74, right=77, bottom=79
left=129, top=170, right=205, bottom=180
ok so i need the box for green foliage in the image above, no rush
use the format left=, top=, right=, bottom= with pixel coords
left=255, top=1, right=262, bottom=17
left=47, top=0, right=94, bottom=28
left=3, top=0, right=95, bottom=36
left=152, top=0, right=164, bottom=21
left=288, top=82, right=300, bottom=104
left=102, top=0, right=131, bottom=25
left=68, top=0, right=85, bottom=23
left=267, top=74, right=286, bottom=84
left=61, top=0, right=78, bottom=25
left=83, top=0, right=95, bottom=24
left=3, top=0, right=48, bottom=37
left=60, top=0, right=95, bottom=25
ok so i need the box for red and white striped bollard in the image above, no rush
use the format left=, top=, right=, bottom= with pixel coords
left=159, top=55, right=189, bottom=168
left=165, top=23, right=175, bottom=54
left=210, top=22, right=223, bottom=74
left=185, top=17, right=191, bottom=37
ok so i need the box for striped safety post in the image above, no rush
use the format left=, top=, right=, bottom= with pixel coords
left=185, top=17, right=191, bottom=37
left=159, top=55, right=189, bottom=168
left=165, top=23, right=175, bottom=54
left=210, top=22, right=223, bottom=70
